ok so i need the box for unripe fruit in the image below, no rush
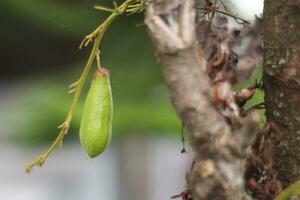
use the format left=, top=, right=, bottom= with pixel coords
left=80, top=68, right=113, bottom=158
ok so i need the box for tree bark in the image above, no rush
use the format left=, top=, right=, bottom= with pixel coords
left=145, top=0, right=259, bottom=199
left=263, top=0, right=300, bottom=187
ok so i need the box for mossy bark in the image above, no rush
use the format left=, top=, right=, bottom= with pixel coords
left=263, top=0, right=300, bottom=187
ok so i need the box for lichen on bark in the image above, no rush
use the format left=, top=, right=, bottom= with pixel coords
left=263, top=0, right=300, bottom=187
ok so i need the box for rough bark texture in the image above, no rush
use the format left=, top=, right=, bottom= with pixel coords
left=145, top=0, right=259, bottom=199
left=263, top=0, right=300, bottom=187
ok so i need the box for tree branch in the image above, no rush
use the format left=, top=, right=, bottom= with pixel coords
left=145, top=0, right=259, bottom=199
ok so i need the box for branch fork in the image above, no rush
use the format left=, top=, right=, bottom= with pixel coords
left=145, top=0, right=259, bottom=199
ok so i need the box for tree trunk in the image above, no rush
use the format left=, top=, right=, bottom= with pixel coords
left=145, top=0, right=259, bottom=199
left=263, top=0, right=300, bottom=187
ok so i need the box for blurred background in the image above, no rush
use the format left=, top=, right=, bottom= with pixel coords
left=0, top=0, right=263, bottom=200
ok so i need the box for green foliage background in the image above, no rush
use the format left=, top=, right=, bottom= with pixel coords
left=1, top=0, right=181, bottom=146
left=0, top=0, right=263, bottom=147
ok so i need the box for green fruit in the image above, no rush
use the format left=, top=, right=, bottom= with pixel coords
left=80, top=68, right=113, bottom=158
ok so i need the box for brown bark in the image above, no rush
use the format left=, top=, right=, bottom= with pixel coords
left=263, top=0, right=300, bottom=187
left=145, top=0, right=259, bottom=199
